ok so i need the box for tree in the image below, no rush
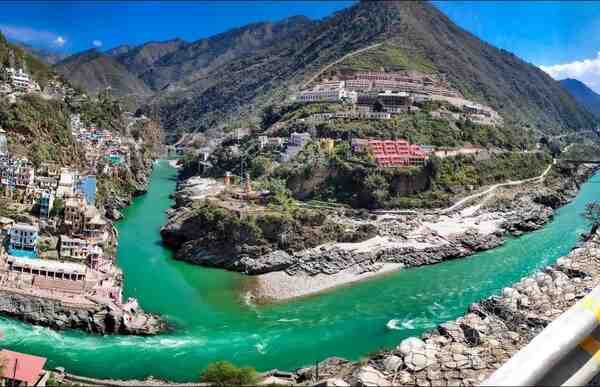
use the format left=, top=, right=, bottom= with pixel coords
left=50, top=198, right=64, bottom=218
left=249, top=156, right=272, bottom=178
left=199, top=361, right=258, bottom=386
left=260, top=105, right=281, bottom=129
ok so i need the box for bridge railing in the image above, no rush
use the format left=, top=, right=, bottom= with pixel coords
left=482, top=286, right=600, bottom=386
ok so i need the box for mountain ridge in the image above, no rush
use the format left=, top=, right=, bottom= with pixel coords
left=54, top=0, right=598, bottom=138
left=559, top=78, right=600, bottom=119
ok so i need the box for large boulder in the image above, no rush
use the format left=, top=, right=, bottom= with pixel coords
left=382, top=355, right=403, bottom=373
left=350, top=366, right=389, bottom=386
left=438, top=322, right=465, bottom=342
left=396, top=337, right=425, bottom=356
left=315, top=378, right=350, bottom=387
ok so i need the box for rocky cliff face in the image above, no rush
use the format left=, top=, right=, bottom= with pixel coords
left=0, top=290, right=165, bottom=335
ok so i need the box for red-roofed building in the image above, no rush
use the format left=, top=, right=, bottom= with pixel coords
left=0, top=349, right=47, bottom=386
left=358, top=139, right=428, bottom=168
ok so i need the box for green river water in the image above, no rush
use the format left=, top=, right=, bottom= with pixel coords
left=0, top=160, right=598, bottom=381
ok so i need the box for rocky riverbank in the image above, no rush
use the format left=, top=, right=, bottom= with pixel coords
left=161, top=163, right=596, bottom=301
left=280, top=223, right=600, bottom=386
left=0, top=288, right=165, bottom=335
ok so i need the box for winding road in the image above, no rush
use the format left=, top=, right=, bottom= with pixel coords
left=302, top=43, right=383, bottom=89
left=439, top=160, right=555, bottom=214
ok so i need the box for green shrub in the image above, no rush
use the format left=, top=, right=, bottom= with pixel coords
left=199, top=361, right=258, bottom=386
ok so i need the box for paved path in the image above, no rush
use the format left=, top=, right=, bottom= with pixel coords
left=438, top=161, right=555, bottom=215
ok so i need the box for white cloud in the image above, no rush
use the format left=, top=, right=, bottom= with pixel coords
left=540, top=52, right=600, bottom=93
left=0, top=24, right=66, bottom=49
left=53, top=36, right=66, bottom=47
left=92, top=40, right=103, bottom=48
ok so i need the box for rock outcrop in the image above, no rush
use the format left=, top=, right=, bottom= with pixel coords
left=0, top=289, right=165, bottom=335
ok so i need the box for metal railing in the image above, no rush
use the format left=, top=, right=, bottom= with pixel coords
left=482, top=286, right=600, bottom=386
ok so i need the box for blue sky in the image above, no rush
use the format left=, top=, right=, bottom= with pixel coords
left=0, top=1, right=352, bottom=52
left=2, top=1, right=600, bottom=90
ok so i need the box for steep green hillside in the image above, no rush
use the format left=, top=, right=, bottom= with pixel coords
left=560, top=78, right=600, bottom=119
left=0, top=94, right=83, bottom=166
left=55, top=49, right=153, bottom=97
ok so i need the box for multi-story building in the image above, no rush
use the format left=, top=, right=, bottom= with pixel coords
left=5, top=67, right=39, bottom=92
left=63, top=195, right=106, bottom=240
left=70, top=113, right=83, bottom=135
left=9, top=223, right=39, bottom=251
left=0, top=128, right=7, bottom=155
left=289, top=132, right=311, bottom=147
left=56, top=168, right=77, bottom=198
left=14, top=165, right=34, bottom=188
left=76, top=175, right=97, bottom=206
left=295, top=84, right=357, bottom=103
left=38, top=191, right=54, bottom=218
left=35, top=175, right=58, bottom=190
left=59, top=235, right=90, bottom=261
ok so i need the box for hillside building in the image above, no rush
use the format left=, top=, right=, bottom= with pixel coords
left=9, top=223, right=39, bottom=252
left=0, top=128, right=7, bottom=155
left=352, top=139, right=428, bottom=168
left=59, top=235, right=90, bottom=261
left=289, top=132, right=311, bottom=147
left=38, top=191, right=54, bottom=218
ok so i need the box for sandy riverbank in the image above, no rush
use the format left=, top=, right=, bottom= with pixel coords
left=254, top=262, right=404, bottom=302
left=251, top=206, right=506, bottom=301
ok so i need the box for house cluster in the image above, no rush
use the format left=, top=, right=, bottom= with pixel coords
left=295, top=70, right=502, bottom=126
left=255, top=132, right=312, bottom=162
left=0, top=146, right=123, bottom=306
left=70, top=114, right=131, bottom=174
left=351, top=138, right=428, bottom=167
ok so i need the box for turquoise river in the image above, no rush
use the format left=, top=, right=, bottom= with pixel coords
left=0, top=160, right=598, bottom=381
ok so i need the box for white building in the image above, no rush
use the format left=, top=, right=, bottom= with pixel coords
left=5, top=67, right=38, bottom=92
left=70, top=114, right=83, bottom=135
left=289, top=132, right=311, bottom=147
left=56, top=168, right=77, bottom=198
left=295, top=81, right=357, bottom=103
left=59, top=235, right=90, bottom=261
left=0, top=128, right=7, bottom=155
left=9, top=223, right=39, bottom=251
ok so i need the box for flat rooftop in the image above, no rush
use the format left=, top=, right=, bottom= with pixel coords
left=8, top=256, right=87, bottom=273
